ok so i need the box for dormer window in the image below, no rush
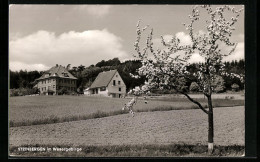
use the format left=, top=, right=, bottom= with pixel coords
left=62, top=72, right=69, bottom=77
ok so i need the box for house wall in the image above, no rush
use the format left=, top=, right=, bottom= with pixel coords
left=37, top=77, right=77, bottom=95
left=84, top=90, right=91, bottom=95
left=86, top=87, right=109, bottom=96
left=56, top=78, right=77, bottom=91
left=85, top=71, right=126, bottom=98
left=37, top=78, right=57, bottom=94
left=98, top=88, right=109, bottom=96
left=107, top=71, right=126, bottom=97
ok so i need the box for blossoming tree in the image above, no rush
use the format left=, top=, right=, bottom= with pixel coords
left=127, top=5, right=244, bottom=153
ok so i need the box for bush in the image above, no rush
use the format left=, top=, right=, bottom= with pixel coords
left=189, top=82, right=200, bottom=92
left=231, top=83, right=240, bottom=92
left=10, top=89, right=19, bottom=96
left=57, top=88, right=76, bottom=95
left=10, top=88, right=39, bottom=97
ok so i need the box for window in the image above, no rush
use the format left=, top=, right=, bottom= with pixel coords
left=116, top=75, right=118, bottom=77
left=118, top=81, right=121, bottom=85
left=113, top=80, right=116, bottom=86
left=119, top=87, right=121, bottom=91
left=53, top=79, right=55, bottom=82
left=42, top=81, right=43, bottom=84
left=42, top=88, right=43, bottom=91
left=100, top=87, right=106, bottom=91
left=53, top=85, right=55, bottom=89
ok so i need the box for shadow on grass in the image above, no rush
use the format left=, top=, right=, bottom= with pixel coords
left=9, top=143, right=245, bottom=157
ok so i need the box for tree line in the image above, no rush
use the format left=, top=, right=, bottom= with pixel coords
left=9, top=58, right=244, bottom=94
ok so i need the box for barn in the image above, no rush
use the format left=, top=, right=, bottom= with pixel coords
left=84, top=70, right=126, bottom=98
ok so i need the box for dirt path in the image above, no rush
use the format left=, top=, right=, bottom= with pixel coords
left=9, top=106, right=244, bottom=147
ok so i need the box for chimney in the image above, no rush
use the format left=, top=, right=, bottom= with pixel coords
left=56, top=64, right=58, bottom=67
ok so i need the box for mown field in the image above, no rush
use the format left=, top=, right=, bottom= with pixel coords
left=9, top=95, right=244, bottom=127
left=9, top=106, right=244, bottom=157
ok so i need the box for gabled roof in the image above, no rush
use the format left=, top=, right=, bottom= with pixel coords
left=36, top=65, right=77, bottom=80
left=90, top=70, right=117, bottom=89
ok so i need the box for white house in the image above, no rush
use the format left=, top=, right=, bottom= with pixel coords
left=84, top=70, right=126, bottom=98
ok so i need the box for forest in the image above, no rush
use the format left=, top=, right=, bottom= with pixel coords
left=9, top=58, right=245, bottom=96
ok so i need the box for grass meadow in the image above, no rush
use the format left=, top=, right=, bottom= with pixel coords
left=9, top=106, right=244, bottom=157
left=9, top=95, right=244, bottom=127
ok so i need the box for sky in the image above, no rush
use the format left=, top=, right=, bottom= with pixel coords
left=9, top=5, right=244, bottom=71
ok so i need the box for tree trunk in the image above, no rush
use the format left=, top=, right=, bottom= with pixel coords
left=207, top=95, right=214, bottom=154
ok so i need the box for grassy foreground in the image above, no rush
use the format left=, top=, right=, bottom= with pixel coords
left=9, top=144, right=244, bottom=157
left=9, top=96, right=244, bottom=127
left=9, top=107, right=244, bottom=147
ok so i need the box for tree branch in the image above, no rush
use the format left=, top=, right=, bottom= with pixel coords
left=181, top=92, right=209, bottom=114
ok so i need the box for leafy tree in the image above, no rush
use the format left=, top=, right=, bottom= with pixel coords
left=189, top=82, right=200, bottom=92
left=95, top=60, right=105, bottom=67
left=211, top=75, right=226, bottom=93
left=77, top=65, right=85, bottom=72
left=72, top=66, right=78, bottom=72
left=128, top=5, right=243, bottom=154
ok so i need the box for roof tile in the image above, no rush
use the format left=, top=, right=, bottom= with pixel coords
left=36, top=65, right=77, bottom=80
